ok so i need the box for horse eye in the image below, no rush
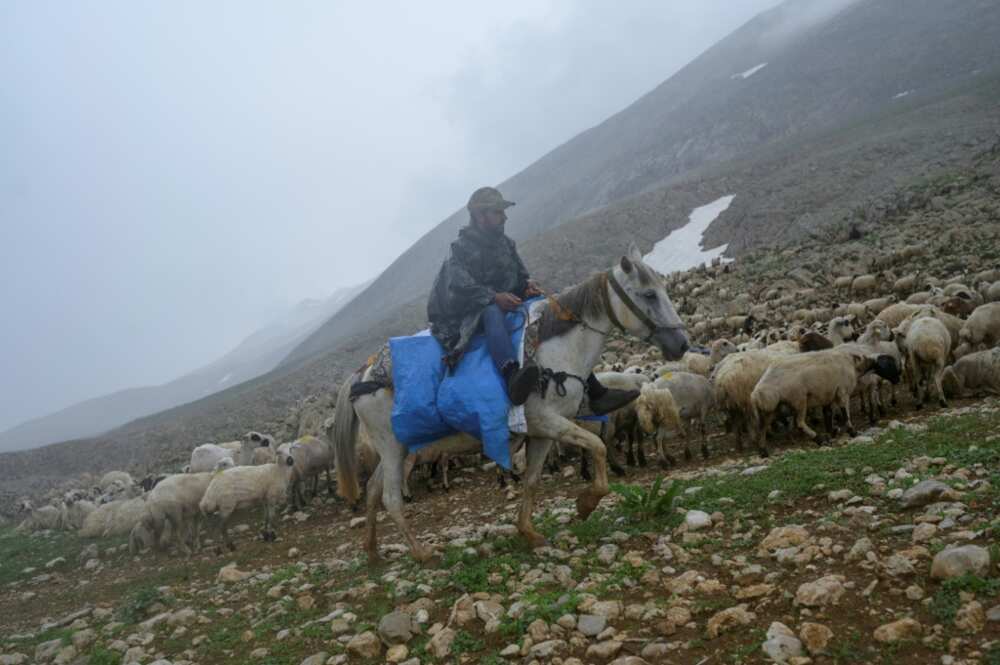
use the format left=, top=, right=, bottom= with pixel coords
left=643, top=290, right=657, bottom=300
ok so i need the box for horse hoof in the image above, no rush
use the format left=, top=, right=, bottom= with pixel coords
left=701, top=448, right=710, bottom=460
left=938, top=400, right=947, bottom=408
left=412, top=546, right=435, bottom=564
left=403, top=494, right=413, bottom=504
left=523, top=533, right=549, bottom=550
left=759, top=448, right=770, bottom=458
left=576, top=493, right=601, bottom=519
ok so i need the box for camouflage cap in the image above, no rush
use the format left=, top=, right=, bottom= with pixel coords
left=467, top=186, right=515, bottom=212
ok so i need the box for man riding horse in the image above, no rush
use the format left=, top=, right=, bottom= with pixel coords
left=427, top=186, right=639, bottom=414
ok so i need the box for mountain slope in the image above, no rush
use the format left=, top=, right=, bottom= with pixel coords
left=0, top=283, right=367, bottom=453
left=284, top=0, right=1000, bottom=367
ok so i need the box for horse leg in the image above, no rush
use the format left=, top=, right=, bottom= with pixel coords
left=536, top=415, right=610, bottom=519
left=402, top=454, right=416, bottom=503
left=364, top=463, right=383, bottom=561
left=517, top=439, right=553, bottom=549
left=380, top=445, right=432, bottom=563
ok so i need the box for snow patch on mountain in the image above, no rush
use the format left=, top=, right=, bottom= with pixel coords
left=644, top=195, right=735, bottom=275
left=732, top=62, right=768, bottom=79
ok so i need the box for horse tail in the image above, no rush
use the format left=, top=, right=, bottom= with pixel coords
left=333, top=371, right=362, bottom=504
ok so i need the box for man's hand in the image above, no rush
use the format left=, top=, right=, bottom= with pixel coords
left=494, top=292, right=523, bottom=312
left=524, top=280, right=542, bottom=298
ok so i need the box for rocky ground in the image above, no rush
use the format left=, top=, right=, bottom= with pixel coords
left=3, top=397, right=999, bottom=665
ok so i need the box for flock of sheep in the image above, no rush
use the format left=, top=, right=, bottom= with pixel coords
left=12, top=259, right=1000, bottom=559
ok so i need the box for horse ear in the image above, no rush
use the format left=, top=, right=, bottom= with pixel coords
left=620, top=255, right=634, bottom=274
left=627, top=242, right=643, bottom=262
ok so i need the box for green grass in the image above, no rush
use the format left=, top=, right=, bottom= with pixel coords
left=930, top=573, right=1000, bottom=623
left=116, top=585, right=170, bottom=624
left=85, top=646, right=121, bottom=665
left=0, top=526, right=100, bottom=586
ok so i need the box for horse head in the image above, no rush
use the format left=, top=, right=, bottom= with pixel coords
left=608, top=243, right=690, bottom=361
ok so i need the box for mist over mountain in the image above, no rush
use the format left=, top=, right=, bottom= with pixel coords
left=0, top=282, right=367, bottom=454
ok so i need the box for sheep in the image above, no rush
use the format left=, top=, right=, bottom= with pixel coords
left=836, top=321, right=904, bottom=424
left=798, top=331, right=833, bottom=352
left=61, top=497, right=97, bottom=531
left=984, top=281, right=1000, bottom=303
left=634, top=384, right=685, bottom=466
left=712, top=350, right=784, bottom=450
left=99, top=471, right=134, bottom=491
left=188, top=443, right=238, bottom=473
left=138, top=472, right=215, bottom=556
left=908, top=306, right=963, bottom=356
left=17, top=504, right=63, bottom=532
left=942, top=348, right=1000, bottom=398
left=827, top=316, right=855, bottom=345
left=278, top=435, right=335, bottom=510
left=653, top=371, right=715, bottom=461
left=199, top=458, right=297, bottom=550
left=138, top=474, right=167, bottom=492
left=833, top=275, right=853, bottom=294
left=958, top=303, right=1000, bottom=352
left=877, top=303, right=924, bottom=330
left=850, top=274, right=879, bottom=297
left=894, top=314, right=951, bottom=409
left=765, top=340, right=800, bottom=355
left=893, top=273, right=920, bottom=298
left=595, top=371, right=651, bottom=468
left=750, top=350, right=899, bottom=455
left=80, top=495, right=148, bottom=539
left=239, top=431, right=276, bottom=466
left=863, top=295, right=896, bottom=316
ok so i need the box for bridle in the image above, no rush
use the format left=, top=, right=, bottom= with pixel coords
left=544, top=269, right=686, bottom=342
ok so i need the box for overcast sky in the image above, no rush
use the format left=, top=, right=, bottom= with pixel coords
left=0, top=0, right=779, bottom=431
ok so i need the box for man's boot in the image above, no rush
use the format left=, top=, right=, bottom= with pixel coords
left=502, top=362, right=539, bottom=406
left=586, top=373, right=639, bottom=415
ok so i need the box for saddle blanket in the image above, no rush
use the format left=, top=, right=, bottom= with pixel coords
left=388, top=300, right=544, bottom=469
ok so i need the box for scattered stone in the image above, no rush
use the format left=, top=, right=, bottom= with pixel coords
left=578, top=614, right=607, bottom=637
left=846, top=537, right=872, bottom=562
left=759, top=526, right=809, bottom=554
left=799, top=622, right=833, bottom=655
left=988, top=604, right=1000, bottom=623
left=795, top=575, right=846, bottom=607
left=300, top=653, right=328, bottom=665
left=930, top=545, right=991, bottom=579
left=330, top=618, right=351, bottom=636
left=427, top=628, right=456, bottom=659
left=530, top=640, right=568, bottom=659
left=762, top=622, right=803, bottom=664
left=685, top=510, right=712, bottom=531
left=287, top=547, right=301, bottom=558
left=349, top=517, right=366, bottom=528
left=346, top=631, right=382, bottom=659
left=955, top=601, right=984, bottom=634
left=377, top=611, right=413, bottom=645
left=905, top=585, right=925, bottom=600
left=706, top=604, right=756, bottom=639
left=873, top=618, right=922, bottom=643
left=597, top=544, right=620, bottom=564
left=218, top=564, right=251, bottom=583
left=912, top=522, right=937, bottom=543
left=586, top=641, right=623, bottom=660
left=385, top=645, right=409, bottom=663
left=590, top=601, right=623, bottom=620
left=900, top=480, right=960, bottom=508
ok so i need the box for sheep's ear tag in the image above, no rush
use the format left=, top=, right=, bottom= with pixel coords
left=661, top=371, right=672, bottom=380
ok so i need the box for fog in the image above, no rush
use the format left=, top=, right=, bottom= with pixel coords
left=0, top=0, right=780, bottom=432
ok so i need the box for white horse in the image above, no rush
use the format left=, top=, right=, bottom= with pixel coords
left=332, top=244, right=690, bottom=562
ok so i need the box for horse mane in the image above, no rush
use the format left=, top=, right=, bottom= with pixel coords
left=536, top=272, right=608, bottom=342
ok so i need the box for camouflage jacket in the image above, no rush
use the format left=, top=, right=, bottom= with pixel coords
left=427, top=223, right=530, bottom=364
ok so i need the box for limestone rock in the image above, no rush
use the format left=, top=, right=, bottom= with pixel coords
left=955, top=601, right=984, bottom=634
left=706, top=604, right=756, bottom=639
left=685, top=510, right=712, bottom=531
left=586, top=641, right=623, bottom=660
left=799, top=622, right=833, bottom=654
left=218, top=564, right=251, bottom=583
left=873, top=618, right=921, bottom=643
left=428, top=627, right=455, bottom=659
left=794, top=575, right=846, bottom=607
left=900, top=480, right=959, bottom=508
left=930, top=545, right=991, bottom=579
left=759, top=526, right=809, bottom=554
left=346, top=631, right=382, bottom=659
left=300, top=653, right=328, bottom=665
left=762, top=622, right=802, bottom=664
left=577, top=614, right=607, bottom=637
left=385, top=645, right=409, bottom=663
left=377, top=611, right=413, bottom=645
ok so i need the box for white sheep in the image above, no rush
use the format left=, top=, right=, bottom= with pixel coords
left=850, top=274, right=879, bottom=297
left=277, top=435, right=335, bottom=509
left=239, top=431, right=276, bottom=466
left=894, top=314, right=951, bottom=409
left=634, top=383, right=685, bottom=466
left=653, top=371, right=715, bottom=460
left=17, top=504, right=63, bottom=532
left=942, top=348, right=1000, bottom=398
left=958, top=303, right=1000, bottom=352
left=751, top=349, right=899, bottom=455
left=99, top=471, right=134, bottom=491
left=199, top=458, right=296, bottom=550
left=711, top=350, right=782, bottom=451
left=188, top=443, right=238, bottom=473
left=60, top=498, right=97, bottom=531
left=983, top=281, right=1000, bottom=303
left=138, top=472, right=215, bottom=556
left=80, top=495, right=148, bottom=539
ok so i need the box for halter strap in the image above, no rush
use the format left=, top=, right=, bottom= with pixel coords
left=603, top=269, right=686, bottom=341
